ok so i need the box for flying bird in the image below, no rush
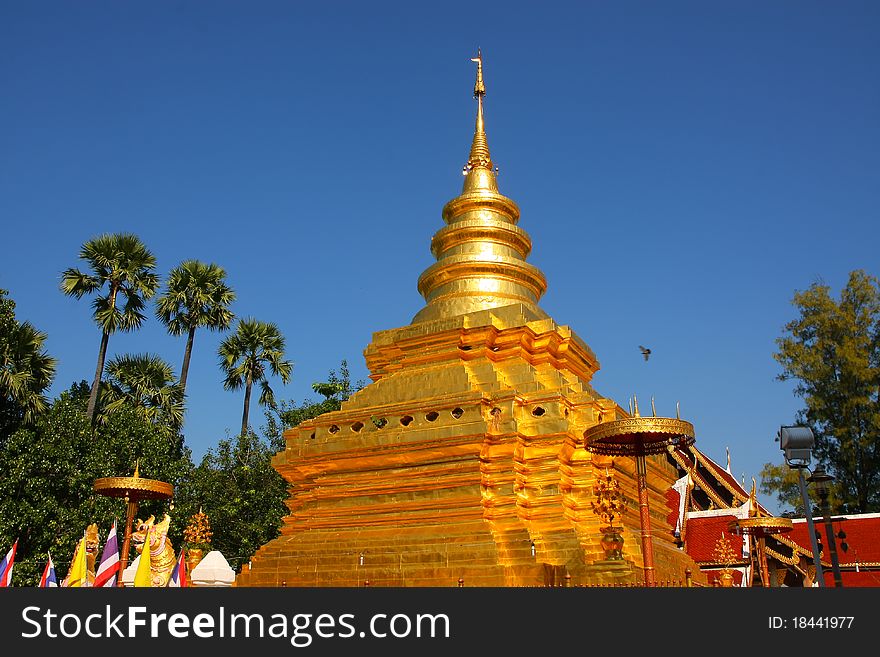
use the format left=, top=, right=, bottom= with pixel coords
left=639, top=346, right=651, bottom=361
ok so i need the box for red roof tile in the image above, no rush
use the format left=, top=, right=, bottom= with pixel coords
left=684, top=515, right=745, bottom=563
left=821, top=569, right=880, bottom=587
left=789, top=513, right=880, bottom=567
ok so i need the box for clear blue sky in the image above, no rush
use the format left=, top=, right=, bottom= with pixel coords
left=2, top=2, right=878, bottom=514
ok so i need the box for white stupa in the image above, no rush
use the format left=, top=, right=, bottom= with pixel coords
left=189, top=550, right=235, bottom=587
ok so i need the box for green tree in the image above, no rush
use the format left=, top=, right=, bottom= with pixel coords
left=155, top=260, right=235, bottom=396
left=759, top=461, right=846, bottom=517
left=0, top=288, right=56, bottom=435
left=174, top=429, right=288, bottom=573
left=758, top=462, right=805, bottom=515
left=218, top=318, right=292, bottom=437
left=0, top=382, right=192, bottom=586
left=102, top=353, right=185, bottom=435
left=769, top=270, right=880, bottom=513
left=60, top=233, right=159, bottom=424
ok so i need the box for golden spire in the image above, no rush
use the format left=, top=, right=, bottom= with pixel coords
left=411, top=51, right=548, bottom=324
left=463, top=48, right=493, bottom=186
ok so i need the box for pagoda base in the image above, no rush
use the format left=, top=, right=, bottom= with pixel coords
left=582, top=559, right=637, bottom=586
left=235, top=308, right=703, bottom=588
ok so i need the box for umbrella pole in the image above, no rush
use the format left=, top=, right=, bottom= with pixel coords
left=117, top=497, right=139, bottom=588
left=635, top=453, right=656, bottom=587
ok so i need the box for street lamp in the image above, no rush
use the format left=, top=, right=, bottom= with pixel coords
left=778, top=426, right=825, bottom=587
left=807, top=466, right=844, bottom=587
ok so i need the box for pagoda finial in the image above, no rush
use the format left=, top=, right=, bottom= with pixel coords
left=471, top=48, right=485, bottom=98
left=463, top=48, right=494, bottom=185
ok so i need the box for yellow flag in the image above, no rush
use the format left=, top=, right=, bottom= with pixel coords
left=66, top=537, right=87, bottom=588
left=133, top=526, right=152, bottom=587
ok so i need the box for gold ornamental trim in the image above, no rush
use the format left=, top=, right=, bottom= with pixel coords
left=666, top=446, right=728, bottom=510
left=442, top=192, right=520, bottom=224
left=730, top=516, right=793, bottom=536
left=764, top=545, right=802, bottom=569
left=691, top=448, right=749, bottom=506
left=94, top=476, right=174, bottom=501
left=583, top=417, right=695, bottom=456
left=774, top=534, right=830, bottom=567
left=417, top=256, right=548, bottom=299
left=430, top=221, right=533, bottom=259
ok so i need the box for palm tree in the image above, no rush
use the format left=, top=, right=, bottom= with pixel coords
left=155, top=260, right=235, bottom=397
left=1, top=289, right=57, bottom=427
left=101, top=353, right=185, bottom=433
left=218, top=318, right=292, bottom=436
left=60, top=233, right=159, bottom=424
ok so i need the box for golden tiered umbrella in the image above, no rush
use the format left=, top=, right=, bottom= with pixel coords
left=93, top=463, right=173, bottom=587
left=583, top=399, right=695, bottom=586
left=730, top=515, right=793, bottom=587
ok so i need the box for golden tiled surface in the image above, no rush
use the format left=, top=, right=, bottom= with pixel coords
left=235, top=308, right=702, bottom=587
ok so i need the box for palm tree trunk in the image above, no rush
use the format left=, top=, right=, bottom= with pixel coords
left=179, top=326, right=196, bottom=395
left=88, top=330, right=110, bottom=424
left=241, top=377, right=252, bottom=437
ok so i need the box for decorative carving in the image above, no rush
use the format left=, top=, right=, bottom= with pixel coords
left=132, top=514, right=176, bottom=587
left=591, top=468, right=628, bottom=561
left=61, top=523, right=100, bottom=587
left=712, top=532, right=739, bottom=588
left=184, top=508, right=213, bottom=572
left=584, top=416, right=695, bottom=456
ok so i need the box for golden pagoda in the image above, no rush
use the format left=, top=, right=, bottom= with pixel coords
left=236, top=52, right=702, bottom=587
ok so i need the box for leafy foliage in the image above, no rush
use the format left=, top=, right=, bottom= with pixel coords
left=101, top=353, right=185, bottom=435
left=759, top=461, right=846, bottom=517
left=218, top=318, right=293, bottom=436
left=0, top=288, right=56, bottom=437
left=765, top=270, right=880, bottom=513
left=155, top=260, right=235, bottom=394
left=173, top=430, right=287, bottom=573
left=0, top=383, right=192, bottom=586
left=60, top=233, right=159, bottom=423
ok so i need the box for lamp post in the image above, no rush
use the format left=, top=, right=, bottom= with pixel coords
left=778, top=426, right=824, bottom=587
left=807, top=466, right=844, bottom=588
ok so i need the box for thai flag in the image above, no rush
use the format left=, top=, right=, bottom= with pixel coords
left=0, top=538, right=18, bottom=587
left=168, top=547, right=187, bottom=588
left=93, top=520, right=120, bottom=588
left=39, top=553, right=58, bottom=588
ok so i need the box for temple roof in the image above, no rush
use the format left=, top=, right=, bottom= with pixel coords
left=664, top=443, right=880, bottom=586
